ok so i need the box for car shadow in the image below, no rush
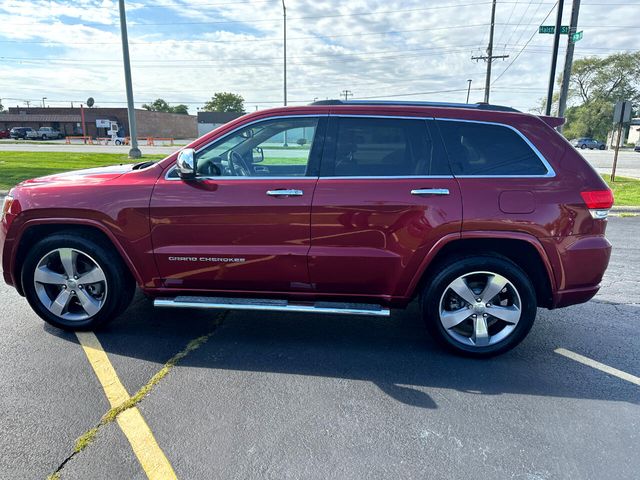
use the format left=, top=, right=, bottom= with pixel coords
left=45, top=292, right=640, bottom=409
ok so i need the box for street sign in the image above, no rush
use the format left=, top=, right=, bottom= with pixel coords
left=571, top=30, right=583, bottom=43
left=96, top=119, right=110, bottom=128
left=613, top=101, right=632, bottom=124
left=539, top=25, right=570, bottom=34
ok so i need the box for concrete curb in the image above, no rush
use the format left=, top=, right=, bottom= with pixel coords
left=611, top=206, right=640, bottom=213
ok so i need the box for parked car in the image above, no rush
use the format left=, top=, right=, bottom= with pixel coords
left=0, top=129, right=10, bottom=139
left=571, top=137, right=606, bottom=150
left=634, top=142, right=640, bottom=152
left=0, top=101, right=614, bottom=357
left=9, top=127, right=38, bottom=140
left=37, top=127, right=64, bottom=140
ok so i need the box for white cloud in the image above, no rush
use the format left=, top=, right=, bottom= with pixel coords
left=0, top=0, right=637, bottom=112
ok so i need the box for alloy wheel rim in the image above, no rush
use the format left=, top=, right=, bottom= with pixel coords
left=33, top=248, right=108, bottom=321
left=438, top=271, right=522, bottom=348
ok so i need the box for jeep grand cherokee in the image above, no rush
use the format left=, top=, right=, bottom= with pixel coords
left=0, top=101, right=613, bottom=357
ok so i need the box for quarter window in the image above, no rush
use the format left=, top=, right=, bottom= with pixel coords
left=437, top=120, right=548, bottom=176
left=327, top=117, right=448, bottom=177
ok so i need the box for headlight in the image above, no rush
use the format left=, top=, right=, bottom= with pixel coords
left=1, top=195, right=14, bottom=221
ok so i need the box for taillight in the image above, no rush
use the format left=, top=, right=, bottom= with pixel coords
left=581, top=190, right=614, bottom=219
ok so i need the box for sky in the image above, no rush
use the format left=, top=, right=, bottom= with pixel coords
left=0, top=0, right=638, bottom=114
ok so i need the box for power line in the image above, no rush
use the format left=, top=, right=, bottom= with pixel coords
left=492, top=2, right=558, bottom=85
left=493, top=0, right=521, bottom=47
left=501, top=0, right=535, bottom=49
left=508, top=0, right=545, bottom=53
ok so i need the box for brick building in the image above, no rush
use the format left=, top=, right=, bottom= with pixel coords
left=1, top=106, right=198, bottom=139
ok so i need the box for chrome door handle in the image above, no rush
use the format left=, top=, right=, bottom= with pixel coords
left=266, top=189, right=304, bottom=197
left=411, top=188, right=450, bottom=196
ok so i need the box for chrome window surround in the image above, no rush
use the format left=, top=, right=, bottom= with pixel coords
left=165, top=114, right=555, bottom=180
left=165, top=114, right=326, bottom=181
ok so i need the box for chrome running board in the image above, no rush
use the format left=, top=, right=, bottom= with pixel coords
left=154, top=296, right=390, bottom=317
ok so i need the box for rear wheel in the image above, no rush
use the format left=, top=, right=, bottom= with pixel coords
left=22, top=232, right=135, bottom=330
left=599, top=144, right=605, bottom=150
left=421, top=255, right=537, bottom=357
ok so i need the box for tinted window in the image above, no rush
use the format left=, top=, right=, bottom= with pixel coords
left=327, top=117, right=449, bottom=177
left=437, top=120, right=548, bottom=176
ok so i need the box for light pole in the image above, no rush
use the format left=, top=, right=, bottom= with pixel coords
left=118, top=0, right=141, bottom=159
left=466, top=80, right=472, bottom=104
left=42, top=97, right=47, bottom=108
left=282, top=0, right=288, bottom=146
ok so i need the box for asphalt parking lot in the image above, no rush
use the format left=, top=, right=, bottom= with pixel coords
left=1, top=216, right=639, bottom=480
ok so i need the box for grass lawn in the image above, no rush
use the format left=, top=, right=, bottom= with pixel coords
left=601, top=175, right=640, bottom=207
left=0, top=151, right=165, bottom=190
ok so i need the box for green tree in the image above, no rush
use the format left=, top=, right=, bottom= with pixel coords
left=203, top=92, right=245, bottom=112
left=560, top=52, right=640, bottom=140
left=141, top=98, right=189, bottom=114
left=172, top=104, right=189, bottom=115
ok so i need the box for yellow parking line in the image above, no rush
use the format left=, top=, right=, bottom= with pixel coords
left=555, top=348, right=640, bottom=386
left=76, top=332, right=178, bottom=480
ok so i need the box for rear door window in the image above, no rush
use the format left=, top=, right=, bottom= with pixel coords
left=322, top=116, right=450, bottom=177
left=437, top=120, right=549, bottom=176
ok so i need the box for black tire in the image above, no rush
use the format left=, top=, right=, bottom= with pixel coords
left=41, top=135, right=47, bottom=140
left=580, top=144, right=587, bottom=149
left=21, top=231, right=135, bottom=331
left=599, top=145, right=605, bottom=150
left=421, top=255, right=537, bottom=358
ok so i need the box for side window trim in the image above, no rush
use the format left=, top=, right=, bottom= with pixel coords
left=319, top=114, right=455, bottom=179
left=165, top=114, right=328, bottom=180
left=434, top=118, right=556, bottom=178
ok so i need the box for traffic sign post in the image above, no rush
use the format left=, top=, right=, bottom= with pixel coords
left=611, top=101, right=633, bottom=182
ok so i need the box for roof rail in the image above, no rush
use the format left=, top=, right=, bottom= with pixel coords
left=310, top=99, right=520, bottom=113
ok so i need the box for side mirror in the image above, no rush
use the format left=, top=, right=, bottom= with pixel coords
left=253, top=147, right=264, bottom=163
left=176, top=148, right=197, bottom=179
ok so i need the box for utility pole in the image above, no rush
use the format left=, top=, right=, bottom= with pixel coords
left=25, top=100, right=30, bottom=108
left=472, top=0, right=508, bottom=104
left=342, top=90, right=353, bottom=101
left=42, top=97, right=47, bottom=108
left=557, top=0, right=580, bottom=128
left=118, top=0, right=141, bottom=159
left=545, top=0, right=565, bottom=116
left=466, top=79, right=473, bottom=104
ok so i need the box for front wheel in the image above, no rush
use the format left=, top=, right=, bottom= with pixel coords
left=421, top=255, right=537, bottom=357
left=22, top=232, right=135, bottom=330
left=599, top=145, right=605, bottom=150
left=580, top=144, right=587, bottom=149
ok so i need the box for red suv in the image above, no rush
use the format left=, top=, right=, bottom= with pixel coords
left=0, top=101, right=613, bottom=356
